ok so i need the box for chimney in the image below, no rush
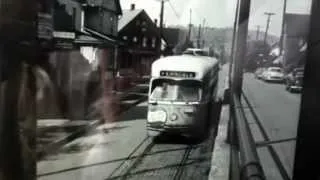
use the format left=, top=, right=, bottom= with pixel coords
left=154, top=19, right=158, bottom=26
left=131, top=4, right=135, bottom=10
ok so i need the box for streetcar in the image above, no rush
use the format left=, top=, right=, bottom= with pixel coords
left=147, top=55, right=220, bottom=139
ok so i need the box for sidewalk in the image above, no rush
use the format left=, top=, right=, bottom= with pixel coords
left=209, top=65, right=231, bottom=180
left=37, top=82, right=149, bottom=160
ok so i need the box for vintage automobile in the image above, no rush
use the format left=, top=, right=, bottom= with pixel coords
left=285, top=68, right=304, bottom=92
left=262, top=67, right=285, bottom=82
left=254, top=68, right=266, bottom=79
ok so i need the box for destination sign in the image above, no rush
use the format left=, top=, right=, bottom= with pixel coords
left=160, top=71, right=196, bottom=78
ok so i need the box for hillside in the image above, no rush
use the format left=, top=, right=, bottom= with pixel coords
left=167, top=25, right=279, bottom=57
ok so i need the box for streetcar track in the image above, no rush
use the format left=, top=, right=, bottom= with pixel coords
left=172, top=145, right=194, bottom=180
left=118, top=140, right=155, bottom=180
left=106, top=136, right=153, bottom=179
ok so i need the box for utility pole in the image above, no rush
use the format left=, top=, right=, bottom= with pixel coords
left=197, top=24, right=201, bottom=48
left=263, top=12, right=276, bottom=46
left=157, top=0, right=170, bottom=57
left=280, top=0, right=287, bottom=55
left=256, top=25, right=261, bottom=40
left=202, top=18, right=206, bottom=48
left=158, top=0, right=165, bottom=57
left=187, top=9, right=192, bottom=43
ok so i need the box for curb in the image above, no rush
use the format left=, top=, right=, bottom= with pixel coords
left=37, top=95, right=148, bottom=161
left=208, top=105, right=230, bottom=180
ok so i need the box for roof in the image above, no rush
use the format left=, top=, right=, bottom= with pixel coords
left=84, top=27, right=125, bottom=46
left=151, top=55, right=219, bottom=80
left=118, top=9, right=144, bottom=31
left=284, top=13, right=310, bottom=36
left=84, top=0, right=122, bottom=15
left=114, top=0, right=123, bottom=15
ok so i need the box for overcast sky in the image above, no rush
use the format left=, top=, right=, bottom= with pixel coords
left=120, top=0, right=312, bottom=36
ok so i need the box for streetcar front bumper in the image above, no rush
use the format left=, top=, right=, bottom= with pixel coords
left=147, top=123, right=200, bottom=137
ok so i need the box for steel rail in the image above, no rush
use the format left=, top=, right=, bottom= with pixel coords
left=232, top=94, right=266, bottom=180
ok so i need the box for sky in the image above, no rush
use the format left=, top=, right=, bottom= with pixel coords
left=120, top=0, right=312, bottom=37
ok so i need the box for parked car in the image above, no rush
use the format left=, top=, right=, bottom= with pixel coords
left=254, top=68, right=266, bottom=79
left=262, top=67, right=284, bottom=83
left=285, top=68, right=304, bottom=92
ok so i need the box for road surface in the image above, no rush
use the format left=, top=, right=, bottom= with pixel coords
left=37, top=64, right=229, bottom=180
left=243, top=73, right=301, bottom=179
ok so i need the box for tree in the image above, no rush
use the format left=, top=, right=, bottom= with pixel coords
left=245, top=40, right=271, bottom=72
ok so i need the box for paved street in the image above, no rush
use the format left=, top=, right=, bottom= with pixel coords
left=243, top=73, right=301, bottom=179
left=36, top=64, right=228, bottom=180
left=37, top=64, right=229, bottom=180
left=37, top=101, right=217, bottom=180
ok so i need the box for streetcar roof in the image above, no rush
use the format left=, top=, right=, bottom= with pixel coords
left=184, top=48, right=206, bottom=51
left=151, top=55, right=219, bottom=79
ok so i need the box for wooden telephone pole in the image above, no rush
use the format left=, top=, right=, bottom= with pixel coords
left=263, top=12, right=276, bottom=46
left=197, top=24, right=202, bottom=48
left=157, top=0, right=168, bottom=57
left=256, top=25, right=261, bottom=40
left=187, top=9, right=192, bottom=43
left=279, top=0, right=287, bottom=55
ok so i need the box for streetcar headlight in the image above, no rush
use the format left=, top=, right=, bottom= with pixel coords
left=170, top=113, right=178, bottom=121
left=148, top=110, right=167, bottom=123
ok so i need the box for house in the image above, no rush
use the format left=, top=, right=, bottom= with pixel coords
left=117, top=4, right=161, bottom=77
left=283, top=13, right=310, bottom=73
left=44, top=0, right=123, bottom=119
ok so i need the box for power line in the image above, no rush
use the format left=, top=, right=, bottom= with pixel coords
left=168, top=1, right=180, bottom=18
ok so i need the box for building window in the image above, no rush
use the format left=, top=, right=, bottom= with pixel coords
left=133, top=36, right=138, bottom=43
left=152, top=37, right=156, bottom=48
left=123, top=36, right=128, bottom=40
left=143, top=37, right=147, bottom=47
left=136, top=20, right=140, bottom=26
left=142, top=21, right=147, bottom=26
left=110, top=17, right=114, bottom=34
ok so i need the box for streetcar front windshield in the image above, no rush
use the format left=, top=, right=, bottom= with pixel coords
left=150, top=79, right=202, bottom=102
